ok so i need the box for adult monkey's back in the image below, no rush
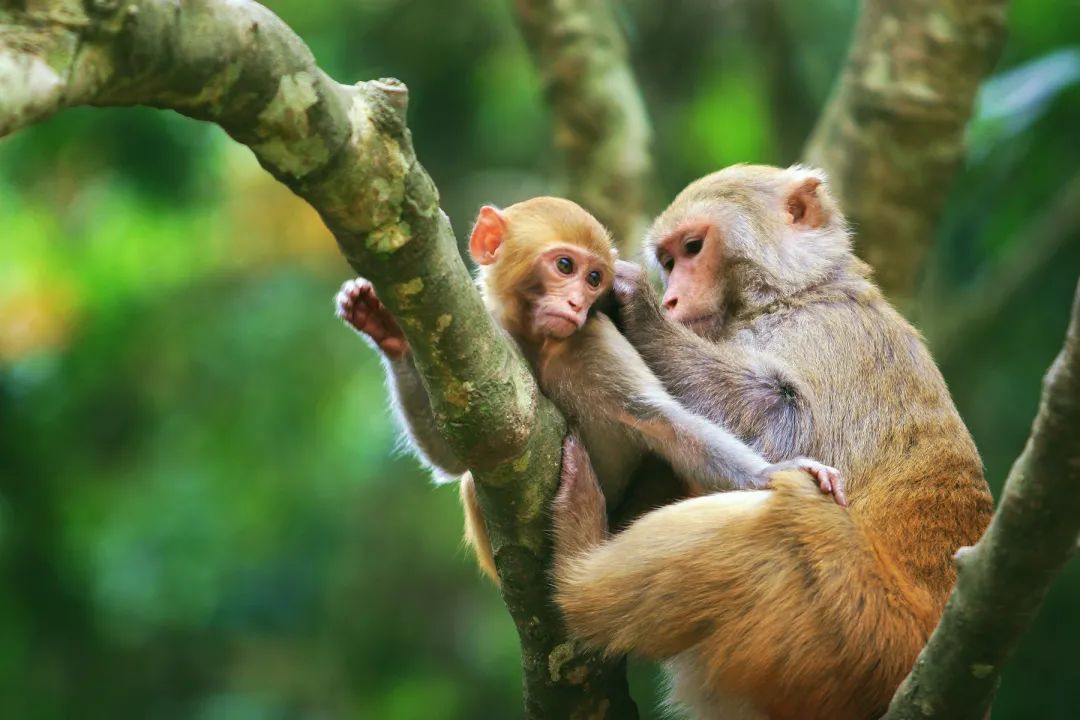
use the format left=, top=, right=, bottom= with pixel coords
left=552, top=164, right=993, bottom=720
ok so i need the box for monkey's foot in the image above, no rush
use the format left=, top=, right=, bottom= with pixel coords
left=764, top=458, right=846, bottom=507
left=553, top=432, right=608, bottom=558
left=335, top=277, right=410, bottom=360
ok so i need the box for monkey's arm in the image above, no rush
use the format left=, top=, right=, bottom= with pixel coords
left=337, top=277, right=468, bottom=475
left=546, top=316, right=836, bottom=494
left=613, top=264, right=798, bottom=427
left=607, top=267, right=844, bottom=500
left=385, top=355, right=470, bottom=475
left=628, top=380, right=840, bottom=497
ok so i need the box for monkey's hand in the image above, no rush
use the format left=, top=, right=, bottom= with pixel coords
left=761, top=458, right=846, bottom=506
left=335, top=277, right=410, bottom=360
left=553, top=432, right=609, bottom=560
left=612, top=260, right=665, bottom=338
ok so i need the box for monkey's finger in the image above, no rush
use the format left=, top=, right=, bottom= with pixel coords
left=831, top=472, right=848, bottom=507
left=817, top=474, right=832, bottom=495
left=338, top=277, right=373, bottom=299
left=335, top=297, right=363, bottom=325
left=336, top=278, right=360, bottom=296
left=335, top=279, right=371, bottom=315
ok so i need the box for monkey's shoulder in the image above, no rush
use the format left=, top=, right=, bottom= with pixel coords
left=740, top=295, right=930, bottom=375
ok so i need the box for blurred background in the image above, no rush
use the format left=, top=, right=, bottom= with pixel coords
left=1, top=0, right=1079, bottom=718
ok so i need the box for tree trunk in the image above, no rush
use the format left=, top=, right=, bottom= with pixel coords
left=0, top=0, right=634, bottom=716
left=804, top=0, right=1008, bottom=304
left=513, top=0, right=653, bottom=255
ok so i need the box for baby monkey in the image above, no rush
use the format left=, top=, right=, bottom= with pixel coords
left=337, top=197, right=843, bottom=581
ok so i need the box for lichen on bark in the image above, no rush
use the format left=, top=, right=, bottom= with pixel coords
left=0, top=0, right=635, bottom=716
left=513, top=0, right=653, bottom=254
left=804, top=0, right=1008, bottom=304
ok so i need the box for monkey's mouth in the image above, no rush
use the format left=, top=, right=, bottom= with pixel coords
left=672, top=312, right=719, bottom=330
left=540, top=310, right=584, bottom=336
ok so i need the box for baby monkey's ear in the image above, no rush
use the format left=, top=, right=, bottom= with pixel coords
left=469, top=205, right=508, bottom=265
left=784, top=167, right=829, bottom=230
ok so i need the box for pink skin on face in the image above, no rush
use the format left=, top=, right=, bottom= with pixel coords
left=533, top=246, right=610, bottom=339
left=654, top=220, right=724, bottom=326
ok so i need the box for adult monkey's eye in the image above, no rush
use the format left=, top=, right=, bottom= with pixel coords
left=661, top=255, right=675, bottom=272
left=586, top=270, right=602, bottom=288
left=556, top=256, right=575, bottom=274
left=685, top=236, right=704, bottom=255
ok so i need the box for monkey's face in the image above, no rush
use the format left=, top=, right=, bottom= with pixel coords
left=532, top=246, right=611, bottom=339
left=652, top=219, right=726, bottom=330
left=648, top=165, right=849, bottom=327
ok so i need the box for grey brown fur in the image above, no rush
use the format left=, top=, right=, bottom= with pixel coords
left=551, top=164, right=994, bottom=720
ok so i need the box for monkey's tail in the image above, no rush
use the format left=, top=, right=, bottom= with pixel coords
left=554, top=471, right=937, bottom=720
left=460, top=472, right=500, bottom=585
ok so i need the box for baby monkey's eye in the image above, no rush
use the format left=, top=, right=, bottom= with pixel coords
left=685, top=236, right=704, bottom=255
left=556, top=256, right=575, bottom=274
left=586, top=270, right=602, bottom=288
left=661, top=256, right=675, bottom=272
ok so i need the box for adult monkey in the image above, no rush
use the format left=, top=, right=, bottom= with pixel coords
left=336, top=197, right=843, bottom=581
left=552, top=164, right=993, bottom=720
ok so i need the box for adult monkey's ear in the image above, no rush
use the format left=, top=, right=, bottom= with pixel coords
left=784, top=167, right=828, bottom=230
left=469, top=205, right=508, bottom=265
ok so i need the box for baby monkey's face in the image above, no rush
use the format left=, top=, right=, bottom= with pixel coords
left=532, top=245, right=611, bottom=339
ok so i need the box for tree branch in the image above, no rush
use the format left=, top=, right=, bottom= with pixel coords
left=804, top=0, right=1008, bottom=302
left=512, top=0, right=653, bottom=254
left=0, top=1, right=634, bottom=716
left=884, top=276, right=1080, bottom=719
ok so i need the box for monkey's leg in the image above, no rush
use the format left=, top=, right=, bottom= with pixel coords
left=460, top=472, right=499, bottom=584
left=552, top=432, right=610, bottom=561
left=554, top=472, right=933, bottom=720
left=464, top=434, right=603, bottom=586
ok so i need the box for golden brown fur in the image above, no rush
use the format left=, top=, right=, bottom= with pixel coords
left=475, top=197, right=616, bottom=345
left=459, top=473, right=498, bottom=581
left=460, top=195, right=843, bottom=586
left=551, top=164, right=993, bottom=720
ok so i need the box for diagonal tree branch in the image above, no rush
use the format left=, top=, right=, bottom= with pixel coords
left=884, top=275, right=1080, bottom=719
left=804, top=0, right=1008, bottom=303
left=512, top=0, right=653, bottom=254
left=0, top=1, right=634, bottom=716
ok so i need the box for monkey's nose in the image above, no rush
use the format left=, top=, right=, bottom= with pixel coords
left=568, top=298, right=583, bottom=311
left=663, top=296, right=678, bottom=311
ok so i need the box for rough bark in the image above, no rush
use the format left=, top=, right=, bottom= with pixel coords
left=884, top=276, right=1080, bottom=719
left=0, top=1, right=635, bottom=716
left=513, top=0, right=653, bottom=255
left=804, top=0, right=1008, bottom=303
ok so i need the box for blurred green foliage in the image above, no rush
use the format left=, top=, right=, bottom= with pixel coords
left=1, top=1, right=1079, bottom=718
